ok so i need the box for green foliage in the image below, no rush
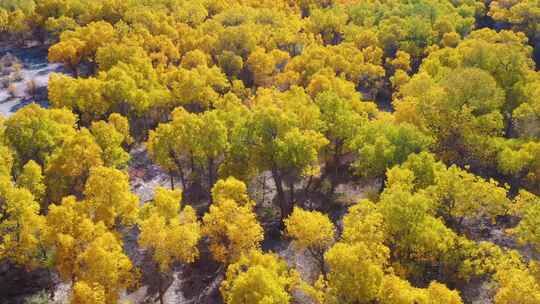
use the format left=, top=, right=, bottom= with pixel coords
left=4, top=104, right=77, bottom=166
left=349, top=117, right=432, bottom=180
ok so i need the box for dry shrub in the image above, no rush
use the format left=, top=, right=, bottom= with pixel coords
left=7, top=83, right=17, bottom=98
left=26, top=78, right=38, bottom=98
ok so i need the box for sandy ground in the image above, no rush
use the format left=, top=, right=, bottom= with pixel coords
left=0, top=46, right=66, bottom=117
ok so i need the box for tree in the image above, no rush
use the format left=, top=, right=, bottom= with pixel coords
left=0, top=8, right=8, bottom=32
left=285, top=207, right=335, bottom=278
left=139, top=187, right=201, bottom=304
left=147, top=123, right=178, bottom=189
left=75, top=231, right=136, bottom=304
left=99, top=59, right=170, bottom=116
left=305, top=6, right=348, bottom=45
left=0, top=185, right=45, bottom=269
left=147, top=107, right=229, bottom=195
left=211, top=176, right=251, bottom=206
left=394, top=29, right=535, bottom=171
left=246, top=47, right=289, bottom=87
left=497, top=142, right=540, bottom=194
left=425, top=281, right=463, bottom=304
left=4, top=104, right=76, bottom=167
left=314, top=90, right=370, bottom=194
left=202, top=198, right=263, bottom=264
left=197, top=110, right=229, bottom=196
left=161, top=65, right=229, bottom=109
left=379, top=275, right=463, bottom=304
left=48, top=74, right=108, bottom=124
left=202, top=179, right=263, bottom=264
left=241, top=87, right=327, bottom=222
left=489, top=0, right=540, bottom=42
left=426, top=165, right=511, bottom=226
left=379, top=275, right=425, bottom=304
left=45, top=128, right=104, bottom=202
left=82, top=166, right=139, bottom=229
left=341, top=200, right=387, bottom=259
left=348, top=117, right=432, bottom=181
left=217, top=51, right=244, bottom=78
left=509, top=190, right=540, bottom=251
left=71, top=281, right=106, bottom=304
left=107, top=113, right=133, bottom=145
left=494, top=267, right=540, bottom=304
left=48, top=21, right=116, bottom=75
left=16, top=160, right=46, bottom=203
left=323, top=242, right=385, bottom=304
left=284, top=43, right=385, bottom=96
left=90, top=120, right=130, bottom=168
left=0, top=144, right=13, bottom=178
left=44, top=196, right=102, bottom=282
left=44, top=196, right=136, bottom=303
left=378, top=167, right=459, bottom=268
left=220, top=250, right=296, bottom=304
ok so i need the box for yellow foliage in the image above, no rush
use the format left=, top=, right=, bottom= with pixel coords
left=221, top=250, right=295, bottom=304
left=83, top=166, right=139, bottom=228
left=72, top=281, right=106, bottom=304
left=139, top=187, right=201, bottom=273
left=211, top=177, right=252, bottom=206
left=285, top=207, right=335, bottom=255
left=0, top=185, right=45, bottom=269
left=202, top=198, right=263, bottom=264
left=323, top=242, right=385, bottom=303
left=17, top=160, right=46, bottom=203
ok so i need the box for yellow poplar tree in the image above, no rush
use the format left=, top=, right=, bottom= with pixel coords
left=75, top=232, right=136, bottom=304
left=82, top=166, right=139, bottom=229
left=45, top=128, right=103, bottom=202
left=0, top=185, right=45, bottom=269
left=139, top=187, right=201, bottom=304
left=71, top=281, right=106, bottom=304
left=285, top=207, right=335, bottom=277
left=202, top=198, right=263, bottom=264
left=220, top=250, right=296, bottom=304
left=17, top=160, right=46, bottom=203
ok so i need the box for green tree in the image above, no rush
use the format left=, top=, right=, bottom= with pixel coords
left=349, top=117, right=432, bottom=181
left=4, top=105, right=76, bottom=166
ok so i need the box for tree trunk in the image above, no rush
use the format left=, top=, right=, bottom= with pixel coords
left=169, top=170, right=175, bottom=190
left=308, top=248, right=327, bottom=281
left=157, top=272, right=165, bottom=304
left=304, top=175, right=313, bottom=198
left=261, top=174, right=267, bottom=205
left=155, top=267, right=173, bottom=304
left=328, top=142, right=342, bottom=196
left=178, top=167, right=187, bottom=190
left=171, top=153, right=187, bottom=190
left=271, top=168, right=290, bottom=225
left=208, top=158, right=215, bottom=203
left=289, top=181, right=295, bottom=206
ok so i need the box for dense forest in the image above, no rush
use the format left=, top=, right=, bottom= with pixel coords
left=0, top=0, right=539, bottom=303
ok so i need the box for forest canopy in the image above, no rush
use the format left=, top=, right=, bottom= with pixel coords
left=0, top=0, right=539, bottom=304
